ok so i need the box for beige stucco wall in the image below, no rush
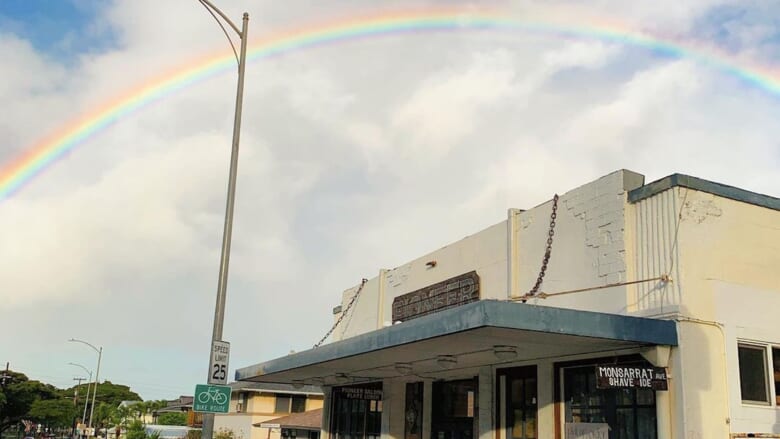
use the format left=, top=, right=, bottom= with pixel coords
left=655, top=189, right=780, bottom=438
left=247, top=393, right=275, bottom=414
left=334, top=169, right=646, bottom=340
left=676, top=188, right=780, bottom=319
left=716, top=281, right=780, bottom=435
left=334, top=219, right=509, bottom=341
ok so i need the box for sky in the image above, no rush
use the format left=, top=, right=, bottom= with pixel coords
left=0, top=0, right=778, bottom=401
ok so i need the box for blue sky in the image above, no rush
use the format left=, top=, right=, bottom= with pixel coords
left=0, top=0, right=116, bottom=57
left=0, top=0, right=778, bottom=402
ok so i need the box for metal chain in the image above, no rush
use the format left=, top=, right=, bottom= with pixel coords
left=314, top=278, right=368, bottom=348
left=523, top=194, right=559, bottom=302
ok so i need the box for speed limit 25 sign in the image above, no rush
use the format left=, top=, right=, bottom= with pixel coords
left=209, top=340, right=230, bottom=385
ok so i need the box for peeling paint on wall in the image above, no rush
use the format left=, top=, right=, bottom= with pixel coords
left=682, top=199, right=723, bottom=224
left=386, top=264, right=411, bottom=287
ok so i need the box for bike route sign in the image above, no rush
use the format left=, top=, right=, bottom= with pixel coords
left=193, top=384, right=232, bottom=413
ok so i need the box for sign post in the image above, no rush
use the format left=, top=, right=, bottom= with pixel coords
left=193, top=384, right=232, bottom=413
left=209, top=341, right=230, bottom=385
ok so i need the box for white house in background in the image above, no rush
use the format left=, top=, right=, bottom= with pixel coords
left=214, top=382, right=323, bottom=439
left=234, top=170, right=780, bottom=439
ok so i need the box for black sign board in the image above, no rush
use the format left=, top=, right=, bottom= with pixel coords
left=596, top=365, right=668, bottom=391
left=338, top=387, right=383, bottom=400
left=391, top=271, right=480, bottom=322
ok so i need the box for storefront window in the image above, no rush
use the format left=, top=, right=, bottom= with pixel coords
left=331, top=383, right=383, bottom=439
left=405, top=382, right=424, bottom=439
left=432, top=379, right=477, bottom=439
left=563, top=365, right=656, bottom=439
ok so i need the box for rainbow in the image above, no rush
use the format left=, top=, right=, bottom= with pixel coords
left=2, top=8, right=779, bottom=202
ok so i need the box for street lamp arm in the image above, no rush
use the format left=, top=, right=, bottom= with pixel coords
left=198, top=0, right=242, bottom=36
left=68, top=362, right=92, bottom=376
left=198, top=0, right=240, bottom=66
left=68, top=338, right=100, bottom=354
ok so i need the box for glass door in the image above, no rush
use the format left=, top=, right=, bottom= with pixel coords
left=431, top=378, right=478, bottom=439
left=499, top=366, right=537, bottom=439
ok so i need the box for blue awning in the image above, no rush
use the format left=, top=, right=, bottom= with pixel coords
left=236, top=300, right=677, bottom=384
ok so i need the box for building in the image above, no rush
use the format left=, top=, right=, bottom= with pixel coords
left=257, top=408, right=324, bottom=439
left=153, top=396, right=198, bottom=427
left=214, top=382, right=324, bottom=439
left=234, top=170, right=780, bottom=438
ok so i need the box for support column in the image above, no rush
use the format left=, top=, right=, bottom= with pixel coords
left=320, top=387, right=332, bottom=439
left=478, top=367, right=493, bottom=439
left=422, top=380, right=432, bottom=439
left=656, top=390, right=672, bottom=439
left=536, top=361, right=555, bottom=439
left=384, top=379, right=405, bottom=439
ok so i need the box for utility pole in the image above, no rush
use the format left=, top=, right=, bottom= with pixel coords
left=1, top=362, right=10, bottom=386
left=72, top=378, right=84, bottom=439
left=73, top=378, right=85, bottom=406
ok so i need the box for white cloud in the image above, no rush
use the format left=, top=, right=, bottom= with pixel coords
left=392, top=49, right=519, bottom=156
left=562, top=60, right=704, bottom=154
left=1, top=0, right=778, bottom=400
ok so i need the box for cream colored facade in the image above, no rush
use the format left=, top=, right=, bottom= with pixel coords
left=214, top=384, right=324, bottom=439
left=238, top=170, right=780, bottom=439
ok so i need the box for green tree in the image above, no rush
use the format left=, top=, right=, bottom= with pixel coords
left=132, top=401, right=147, bottom=422
left=126, top=420, right=147, bottom=439
left=113, top=405, right=132, bottom=428
left=62, top=381, right=141, bottom=408
left=27, top=399, right=78, bottom=429
left=156, top=412, right=186, bottom=426
left=0, top=371, right=58, bottom=435
left=149, top=400, right=168, bottom=416
left=92, top=402, right=118, bottom=432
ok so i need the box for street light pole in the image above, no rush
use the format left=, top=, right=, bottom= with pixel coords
left=195, top=3, right=249, bottom=439
left=68, top=363, right=93, bottom=428
left=68, top=339, right=102, bottom=433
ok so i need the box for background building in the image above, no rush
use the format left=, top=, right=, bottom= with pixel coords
left=214, top=382, right=323, bottom=439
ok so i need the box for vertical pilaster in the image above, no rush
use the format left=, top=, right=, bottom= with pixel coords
left=479, top=367, right=493, bottom=439
left=423, top=380, right=432, bottom=439
left=320, top=386, right=332, bottom=439
left=537, top=361, right=555, bottom=439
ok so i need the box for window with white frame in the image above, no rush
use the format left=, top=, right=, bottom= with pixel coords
left=737, top=343, right=772, bottom=404
left=773, top=347, right=780, bottom=406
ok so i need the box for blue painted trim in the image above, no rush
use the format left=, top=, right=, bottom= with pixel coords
left=628, top=174, right=779, bottom=211
left=235, top=300, right=677, bottom=381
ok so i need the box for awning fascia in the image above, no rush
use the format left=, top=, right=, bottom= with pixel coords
left=236, top=300, right=677, bottom=381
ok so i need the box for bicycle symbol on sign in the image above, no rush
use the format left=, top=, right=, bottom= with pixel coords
left=198, top=387, right=228, bottom=405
